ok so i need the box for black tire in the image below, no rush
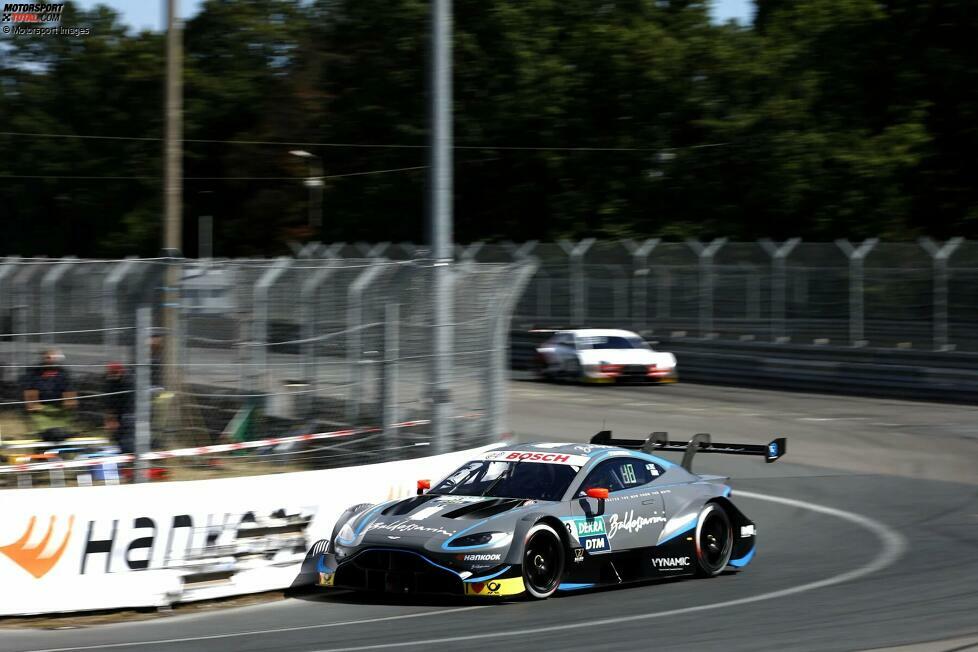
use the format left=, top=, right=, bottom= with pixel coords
left=564, top=358, right=582, bottom=383
left=693, top=502, right=733, bottom=577
left=522, top=523, right=565, bottom=599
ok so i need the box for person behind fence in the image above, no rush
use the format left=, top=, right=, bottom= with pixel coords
left=21, top=348, right=78, bottom=442
left=103, top=362, right=135, bottom=453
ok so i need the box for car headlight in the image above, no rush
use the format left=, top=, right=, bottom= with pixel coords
left=448, top=532, right=511, bottom=548
left=336, top=519, right=357, bottom=545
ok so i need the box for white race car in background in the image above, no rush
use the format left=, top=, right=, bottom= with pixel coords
left=534, top=328, right=678, bottom=384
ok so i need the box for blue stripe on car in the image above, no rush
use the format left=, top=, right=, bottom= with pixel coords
left=729, top=547, right=755, bottom=568
left=558, top=583, right=594, bottom=591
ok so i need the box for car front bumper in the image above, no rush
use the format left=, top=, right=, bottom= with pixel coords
left=317, top=549, right=526, bottom=598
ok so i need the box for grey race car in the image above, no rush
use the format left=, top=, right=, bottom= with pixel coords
left=311, top=431, right=785, bottom=599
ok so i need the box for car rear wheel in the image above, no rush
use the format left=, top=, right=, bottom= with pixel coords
left=522, top=523, right=564, bottom=599
left=694, top=503, right=733, bottom=577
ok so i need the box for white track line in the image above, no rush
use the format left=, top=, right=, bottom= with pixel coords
left=20, top=491, right=906, bottom=652
left=304, top=491, right=908, bottom=652
left=20, top=606, right=490, bottom=652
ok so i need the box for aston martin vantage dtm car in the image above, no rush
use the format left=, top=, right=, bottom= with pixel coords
left=311, top=432, right=785, bottom=599
left=535, top=329, right=677, bottom=383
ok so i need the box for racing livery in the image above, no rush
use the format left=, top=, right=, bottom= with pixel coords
left=308, top=431, right=785, bottom=599
left=535, top=329, right=677, bottom=383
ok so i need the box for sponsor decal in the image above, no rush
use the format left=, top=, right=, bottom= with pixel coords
left=483, top=451, right=589, bottom=466
left=581, top=534, right=611, bottom=553
left=740, top=525, right=756, bottom=538
left=572, top=444, right=615, bottom=454
left=533, top=443, right=573, bottom=449
left=645, top=463, right=660, bottom=476
left=432, top=496, right=483, bottom=505
left=768, top=442, right=779, bottom=458
left=651, top=556, right=691, bottom=570
left=0, top=515, right=74, bottom=579
left=461, top=553, right=502, bottom=562
left=463, top=576, right=525, bottom=597
left=574, top=548, right=584, bottom=563
left=563, top=516, right=606, bottom=540
left=0, top=508, right=314, bottom=580
left=563, top=517, right=612, bottom=555
left=607, top=510, right=666, bottom=539
left=318, top=571, right=335, bottom=586
left=366, top=520, right=455, bottom=538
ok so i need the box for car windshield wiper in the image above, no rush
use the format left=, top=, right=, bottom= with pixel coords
left=481, top=461, right=520, bottom=497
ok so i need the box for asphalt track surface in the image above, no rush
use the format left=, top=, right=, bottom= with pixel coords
left=4, top=381, right=978, bottom=652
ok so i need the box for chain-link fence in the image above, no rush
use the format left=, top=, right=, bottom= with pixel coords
left=346, top=238, right=973, bottom=352
left=0, top=256, right=535, bottom=488
left=290, top=239, right=978, bottom=350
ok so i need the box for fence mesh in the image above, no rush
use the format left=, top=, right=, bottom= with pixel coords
left=0, top=257, right=531, bottom=489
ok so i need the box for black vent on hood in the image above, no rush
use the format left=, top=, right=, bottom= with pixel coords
left=442, top=498, right=525, bottom=520
left=381, top=495, right=437, bottom=516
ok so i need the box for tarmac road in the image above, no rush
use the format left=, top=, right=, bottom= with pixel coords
left=3, top=381, right=977, bottom=652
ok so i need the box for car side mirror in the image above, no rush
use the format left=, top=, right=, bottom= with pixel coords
left=417, top=479, right=430, bottom=495
left=580, top=487, right=608, bottom=517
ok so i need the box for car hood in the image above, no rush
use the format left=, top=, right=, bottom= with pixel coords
left=577, top=349, right=676, bottom=367
left=346, top=494, right=539, bottom=548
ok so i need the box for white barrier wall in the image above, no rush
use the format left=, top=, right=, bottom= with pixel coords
left=0, top=446, right=494, bottom=616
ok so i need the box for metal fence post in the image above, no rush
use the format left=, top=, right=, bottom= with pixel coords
left=686, top=238, right=727, bottom=337
left=836, top=239, right=878, bottom=346
left=919, top=237, right=963, bottom=351
left=486, top=259, right=539, bottom=441
left=355, top=242, right=390, bottom=258
left=300, top=261, right=338, bottom=396
left=41, top=257, right=77, bottom=346
left=760, top=238, right=801, bottom=342
left=104, top=257, right=138, bottom=359
left=134, top=304, right=152, bottom=482
left=624, top=238, right=660, bottom=332
left=347, top=261, right=390, bottom=426
left=456, top=242, right=484, bottom=262
left=0, top=257, right=21, bottom=382
left=381, top=302, right=400, bottom=442
left=503, top=240, right=539, bottom=262
left=14, top=260, right=45, bottom=371
left=252, top=257, right=292, bottom=393
left=558, top=238, right=595, bottom=327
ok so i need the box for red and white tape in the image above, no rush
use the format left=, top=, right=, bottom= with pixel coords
left=0, top=420, right=431, bottom=474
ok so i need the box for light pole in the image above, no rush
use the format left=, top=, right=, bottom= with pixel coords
left=289, top=150, right=323, bottom=232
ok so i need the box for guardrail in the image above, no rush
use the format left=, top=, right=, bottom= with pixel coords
left=0, top=443, right=493, bottom=616
left=510, top=330, right=978, bottom=403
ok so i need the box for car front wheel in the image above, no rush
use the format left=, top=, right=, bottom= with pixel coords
left=522, top=523, right=565, bottom=599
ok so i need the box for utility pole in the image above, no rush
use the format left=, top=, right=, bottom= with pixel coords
left=163, top=0, right=183, bottom=391
left=428, top=0, right=453, bottom=454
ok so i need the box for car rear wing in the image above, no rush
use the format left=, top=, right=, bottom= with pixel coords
left=590, top=430, right=786, bottom=471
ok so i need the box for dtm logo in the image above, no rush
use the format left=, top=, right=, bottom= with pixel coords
left=0, top=516, right=74, bottom=579
left=768, top=442, right=779, bottom=457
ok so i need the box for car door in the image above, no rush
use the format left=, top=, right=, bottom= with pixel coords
left=570, top=457, right=666, bottom=555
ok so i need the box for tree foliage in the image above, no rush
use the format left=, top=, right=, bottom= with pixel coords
left=0, top=0, right=975, bottom=256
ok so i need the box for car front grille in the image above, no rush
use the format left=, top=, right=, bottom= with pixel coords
left=335, top=549, right=461, bottom=595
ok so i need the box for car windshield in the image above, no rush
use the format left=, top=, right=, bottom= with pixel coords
left=430, top=460, right=578, bottom=501
left=578, top=335, right=650, bottom=350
